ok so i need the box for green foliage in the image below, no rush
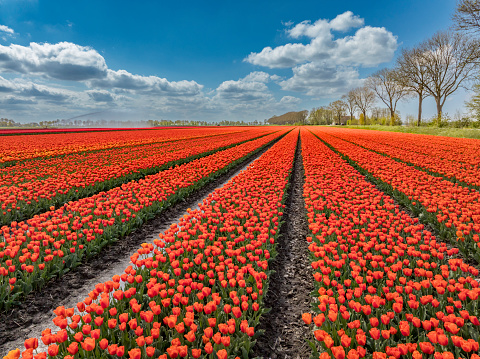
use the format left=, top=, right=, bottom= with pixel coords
left=359, top=113, right=365, bottom=125
left=308, top=107, right=333, bottom=125
left=338, top=124, right=480, bottom=139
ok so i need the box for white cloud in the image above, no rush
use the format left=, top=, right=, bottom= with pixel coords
left=286, top=12, right=363, bottom=41
left=86, top=89, right=116, bottom=103
left=243, top=11, right=398, bottom=99
left=0, top=41, right=204, bottom=98
left=211, top=72, right=303, bottom=121
left=0, top=25, right=14, bottom=35
left=240, top=71, right=282, bottom=84
left=216, top=79, right=273, bottom=102
left=0, top=75, right=73, bottom=103
left=280, top=62, right=363, bottom=98
left=279, top=95, right=302, bottom=105
left=244, top=11, right=397, bottom=69
left=329, top=11, right=364, bottom=32
left=214, top=71, right=286, bottom=103
left=0, top=42, right=107, bottom=80
left=88, top=69, right=203, bottom=96
left=333, top=26, right=398, bottom=67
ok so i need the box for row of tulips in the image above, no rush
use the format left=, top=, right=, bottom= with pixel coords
left=300, top=129, right=480, bottom=359
left=0, top=128, right=170, bottom=136
left=0, top=127, right=246, bottom=165
left=0, top=128, right=273, bottom=227
left=0, top=129, right=288, bottom=310
left=328, top=128, right=480, bottom=165
left=310, top=128, right=480, bottom=265
left=13, top=128, right=299, bottom=359
left=318, top=128, right=480, bottom=188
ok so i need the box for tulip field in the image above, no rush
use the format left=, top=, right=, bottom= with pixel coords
left=1, top=127, right=480, bottom=359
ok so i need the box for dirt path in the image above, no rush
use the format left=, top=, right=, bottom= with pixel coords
left=0, top=139, right=281, bottom=356
left=252, top=134, right=314, bottom=359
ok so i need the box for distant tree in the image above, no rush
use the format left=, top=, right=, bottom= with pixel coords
left=342, top=92, right=356, bottom=123
left=308, top=107, right=333, bottom=125
left=420, top=31, right=480, bottom=124
left=329, top=100, right=347, bottom=125
left=267, top=110, right=308, bottom=125
left=395, top=47, right=431, bottom=126
left=465, top=82, right=480, bottom=123
left=307, top=108, right=321, bottom=125
left=453, top=0, right=480, bottom=34
left=351, top=86, right=376, bottom=125
left=366, top=68, right=409, bottom=126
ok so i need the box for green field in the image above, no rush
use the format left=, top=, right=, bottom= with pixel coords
left=337, top=125, right=480, bottom=139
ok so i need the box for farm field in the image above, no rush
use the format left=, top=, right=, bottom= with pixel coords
left=1, top=126, right=480, bottom=359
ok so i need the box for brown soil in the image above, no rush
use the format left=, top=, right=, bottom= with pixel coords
left=252, top=135, right=314, bottom=359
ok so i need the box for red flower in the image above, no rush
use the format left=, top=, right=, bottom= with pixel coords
left=128, top=348, right=142, bottom=359
left=331, top=346, right=346, bottom=359
left=302, top=313, right=312, bottom=325
left=24, top=338, right=38, bottom=350
left=419, top=342, right=434, bottom=355
left=81, top=337, right=95, bottom=351
left=369, top=328, right=380, bottom=340
left=47, top=345, right=59, bottom=357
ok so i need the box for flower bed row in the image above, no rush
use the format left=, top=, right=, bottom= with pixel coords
left=0, top=128, right=272, bottom=227
left=310, top=128, right=480, bottom=265
left=300, top=129, right=480, bottom=359
left=0, top=129, right=289, bottom=310
left=15, top=128, right=299, bottom=359
left=318, top=128, right=480, bottom=188
left=0, top=127, right=246, bottom=164
left=322, top=128, right=480, bottom=166
left=0, top=128, right=155, bottom=137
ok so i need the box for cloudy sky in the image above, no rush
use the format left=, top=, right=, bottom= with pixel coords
left=0, top=0, right=460, bottom=123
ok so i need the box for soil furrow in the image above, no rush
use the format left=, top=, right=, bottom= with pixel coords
left=252, top=133, right=314, bottom=359
left=0, top=136, right=284, bottom=356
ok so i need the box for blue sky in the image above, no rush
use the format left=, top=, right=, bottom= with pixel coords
left=0, top=0, right=463, bottom=123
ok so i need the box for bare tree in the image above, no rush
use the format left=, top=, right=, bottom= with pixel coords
left=342, top=92, right=356, bottom=123
left=366, top=68, right=409, bottom=126
left=395, top=47, right=430, bottom=126
left=351, top=86, right=376, bottom=124
left=453, top=0, right=480, bottom=33
left=329, top=100, right=347, bottom=125
left=420, top=31, right=480, bottom=123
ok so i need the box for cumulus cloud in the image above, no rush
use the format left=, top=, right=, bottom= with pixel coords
left=216, top=80, right=273, bottom=102
left=86, top=89, right=115, bottom=103
left=0, top=75, right=72, bottom=103
left=333, top=26, right=398, bottom=66
left=211, top=72, right=302, bottom=120
left=329, top=11, right=364, bottom=32
left=244, top=11, right=397, bottom=69
left=18, top=84, right=70, bottom=103
left=0, top=25, right=14, bottom=35
left=89, top=69, right=203, bottom=96
left=243, top=11, right=398, bottom=99
left=242, top=71, right=281, bottom=83
left=279, top=95, right=302, bottom=105
left=0, top=41, right=205, bottom=99
left=280, top=62, right=363, bottom=97
left=0, top=42, right=107, bottom=80
left=214, top=71, right=285, bottom=104
left=287, top=11, right=363, bottom=40
left=0, top=96, right=36, bottom=105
